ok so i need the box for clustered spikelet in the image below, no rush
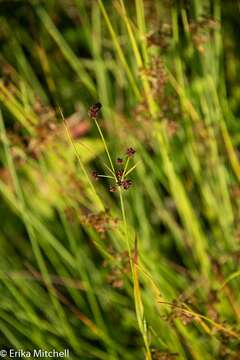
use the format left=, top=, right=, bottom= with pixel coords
left=189, top=17, right=219, bottom=53
left=165, top=301, right=194, bottom=326
left=140, top=57, right=167, bottom=98
left=6, top=98, right=59, bottom=160
left=116, top=157, right=123, bottom=164
left=116, top=169, right=124, bottom=179
left=147, top=23, right=172, bottom=50
left=88, top=102, right=136, bottom=192
left=122, top=179, right=132, bottom=190
left=126, top=147, right=136, bottom=157
left=102, top=247, right=131, bottom=289
left=88, top=102, right=102, bottom=118
left=133, top=57, right=180, bottom=142
left=7, top=97, right=90, bottom=162
left=159, top=296, right=197, bottom=326
left=81, top=210, right=118, bottom=236
left=151, top=349, right=179, bottom=360
left=92, top=148, right=135, bottom=193
left=160, top=289, right=239, bottom=344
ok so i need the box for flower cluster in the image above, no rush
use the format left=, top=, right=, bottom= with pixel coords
left=151, top=350, right=179, bottom=360
left=92, top=147, right=136, bottom=193
left=88, top=102, right=136, bottom=192
left=189, top=17, right=219, bottom=54
left=162, top=299, right=194, bottom=326
left=147, top=23, right=172, bottom=51
left=81, top=210, right=118, bottom=236
left=102, top=247, right=131, bottom=289
left=88, top=102, right=102, bottom=118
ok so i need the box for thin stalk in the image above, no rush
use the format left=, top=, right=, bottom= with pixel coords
left=59, top=108, right=104, bottom=211
left=122, top=156, right=130, bottom=179
left=119, top=188, right=132, bottom=258
left=103, top=162, right=116, bottom=177
left=94, top=118, right=116, bottom=175
left=125, top=161, right=140, bottom=177
left=98, top=175, right=115, bottom=179
left=93, top=118, right=132, bottom=257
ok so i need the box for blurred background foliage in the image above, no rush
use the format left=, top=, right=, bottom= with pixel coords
left=0, top=0, right=240, bottom=359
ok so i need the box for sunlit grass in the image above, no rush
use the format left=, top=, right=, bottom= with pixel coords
left=0, top=1, right=240, bottom=359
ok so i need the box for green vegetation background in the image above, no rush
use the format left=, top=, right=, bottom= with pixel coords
left=0, top=0, right=240, bottom=359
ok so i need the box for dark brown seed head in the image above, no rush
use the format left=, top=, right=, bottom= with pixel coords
left=88, top=102, right=102, bottom=118
left=92, top=170, right=99, bottom=180
left=126, top=147, right=136, bottom=157
left=116, top=169, right=124, bottom=179
left=116, top=158, right=123, bottom=164
left=109, top=185, right=117, bottom=192
left=122, top=179, right=132, bottom=190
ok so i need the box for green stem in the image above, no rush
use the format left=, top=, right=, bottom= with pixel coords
left=103, top=162, right=116, bottom=178
left=94, top=118, right=116, bottom=176
left=119, top=188, right=132, bottom=263
left=122, top=157, right=130, bottom=179
left=98, top=175, right=115, bottom=179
